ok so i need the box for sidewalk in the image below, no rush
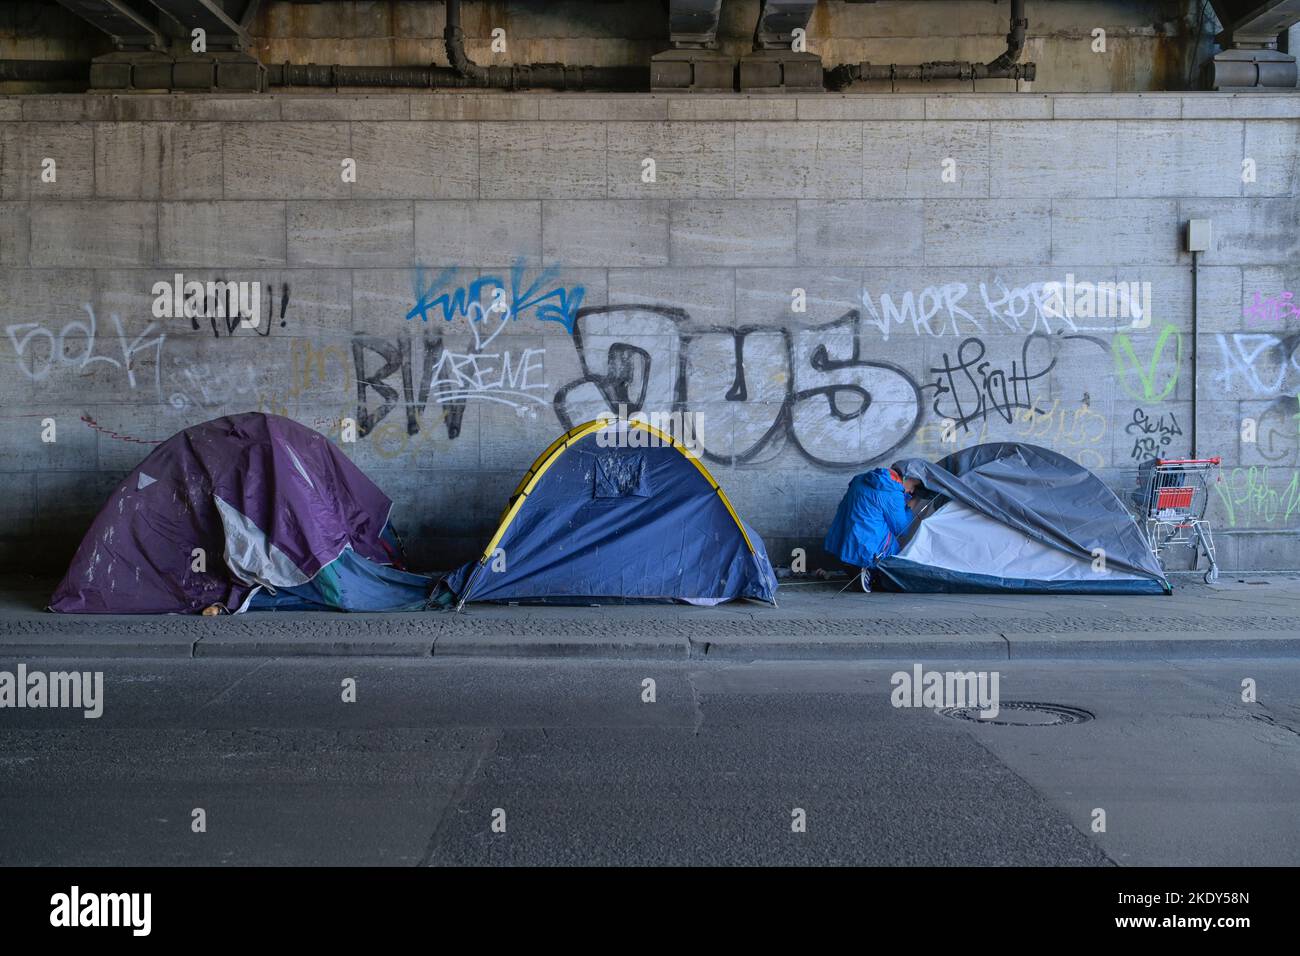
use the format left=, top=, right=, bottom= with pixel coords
left=3, top=572, right=1300, bottom=661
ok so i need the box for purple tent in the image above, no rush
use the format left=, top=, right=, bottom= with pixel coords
left=50, top=413, right=428, bottom=614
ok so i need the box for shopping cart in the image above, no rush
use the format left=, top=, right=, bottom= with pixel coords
left=1134, top=457, right=1222, bottom=584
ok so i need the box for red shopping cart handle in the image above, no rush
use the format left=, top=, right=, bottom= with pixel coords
left=1155, top=457, right=1221, bottom=465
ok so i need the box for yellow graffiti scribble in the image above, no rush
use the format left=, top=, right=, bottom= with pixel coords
left=258, top=340, right=354, bottom=415
left=914, top=399, right=1107, bottom=470
left=1014, top=399, right=1107, bottom=447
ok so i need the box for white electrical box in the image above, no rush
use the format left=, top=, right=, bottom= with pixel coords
left=1187, top=219, right=1212, bottom=253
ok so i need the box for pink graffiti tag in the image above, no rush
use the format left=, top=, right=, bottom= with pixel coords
left=1243, top=291, right=1300, bottom=326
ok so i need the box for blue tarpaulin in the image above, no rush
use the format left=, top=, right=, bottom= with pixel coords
left=247, top=525, right=433, bottom=612
left=876, top=443, right=1170, bottom=594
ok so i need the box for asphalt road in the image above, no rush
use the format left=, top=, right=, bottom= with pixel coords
left=1, top=657, right=1297, bottom=866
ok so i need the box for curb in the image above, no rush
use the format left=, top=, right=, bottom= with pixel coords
left=0, top=633, right=197, bottom=659
left=687, top=633, right=1009, bottom=661
left=1004, top=631, right=1300, bottom=659
left=4, top=630, right=1300, bottom=661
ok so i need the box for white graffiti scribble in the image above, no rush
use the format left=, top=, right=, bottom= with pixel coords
left=861, top=276, right=1124, bottom=341
left=6, top=304, right=166, bottom=398
left=1214, top=332, right=1300, bottom=396
left=168, top=357, right=267, bottom=411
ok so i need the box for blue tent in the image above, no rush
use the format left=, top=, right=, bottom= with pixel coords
left=876, top=443, right=1170, bottom=595
left=441, top=420, right=778, bottom=606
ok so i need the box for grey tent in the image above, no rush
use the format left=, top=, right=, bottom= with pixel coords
left=880, top=443, right=1170, bottom=595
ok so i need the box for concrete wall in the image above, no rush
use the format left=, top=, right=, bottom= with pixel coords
left=1, top=90, right=1299, bottom=576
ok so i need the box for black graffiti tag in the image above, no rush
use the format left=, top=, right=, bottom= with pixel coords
left=553, top=305, right=924, bottom=470
left=924, top=335, right=1056, bottom=432
left=352, top=331, right=469, bottom=440
left=1126, top=407, right=1184, bottom=461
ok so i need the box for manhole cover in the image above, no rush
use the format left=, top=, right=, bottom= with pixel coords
left=937, top=701, right=1094, bottom=726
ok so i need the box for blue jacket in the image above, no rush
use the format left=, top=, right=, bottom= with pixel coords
left=823, top=468, right=914, bottom=569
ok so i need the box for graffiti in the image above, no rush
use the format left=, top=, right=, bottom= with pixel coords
left=1113, top=323, right=1182, bottom=402
left=353, top=329, right=547, bottom=439
left=364, top=410, right=495, bottom=460
left=1125, top=407, right=1184, bottom=462
left=339, top=262, right=582, bottom=442
left=1254, top=396, right=1300, bottom=463
left=861, top=282, right=985, bottom=341
left=923, top=335, right=1055, bottom=432
left=861, top=276, right=1127, bottom=342
left=553, top=306, right=922, bottom=469
left=1041, top=274, right=1151, bottom=327
left=407, top=262, right=584, bottom=331
left=1214, top=332, right=1300, bottom=396
left=982, top=277, right=1133, bottom=336
left=153, top=276, right=289, bottom=337
left=258, top=340, right=353, bottom=418
left=192, top=281, right=290, bottom=337
left=1214, top=466, right=1300, bottom=528
left=315, top=269, right=1156, bottom=471
left=148, top=279, right=292, bottom=338
left=167, top=358, right=265, bottom=412
left=1016, top=399, right=1108, bottom=469
left=6, top=304, right=166, bottom=398
left=913, top=417, right=989, bottom=460
left=912, top=398, right=1107, bottom=470
left=79, top=414, right=162, bottom=445
left=1243, top=291, right=1300, bottom=326
left=1015, top=398, right=1107, bottom=447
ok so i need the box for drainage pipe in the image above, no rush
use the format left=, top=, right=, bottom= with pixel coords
left=1190, top=250, right=1200, bottom=459
left=265, top=60, right=648, bottom=91
left=439, top=0, right=648, bottom=90
left=0, top=57, right=648, bottom=92
left=266, top=0, right=649, bottom=91
left=826, top=0, right=1035, bottom=89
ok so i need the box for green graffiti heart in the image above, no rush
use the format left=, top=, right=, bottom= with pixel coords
left=1113, top=323, right=1182, bottom=402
